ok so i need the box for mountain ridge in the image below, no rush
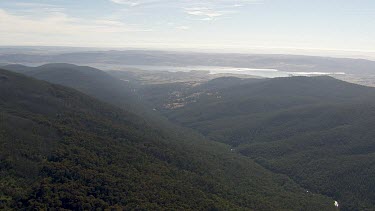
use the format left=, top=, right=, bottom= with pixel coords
left=138, top=74, right=375, bottom=210
left=0, top=68, right=336, bottom=210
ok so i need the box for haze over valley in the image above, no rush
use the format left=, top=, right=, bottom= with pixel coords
left=1, top=48, right=375, bottom=87
left=1, top=0, right=374, bottom=210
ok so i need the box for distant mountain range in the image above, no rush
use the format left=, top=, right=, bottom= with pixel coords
left=1, top=50, right=375, bottom=75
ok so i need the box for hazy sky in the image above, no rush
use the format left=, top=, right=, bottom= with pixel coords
left=0, top=0, right=374, bottom=57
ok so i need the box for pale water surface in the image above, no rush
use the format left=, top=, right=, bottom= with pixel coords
left=118, top=65, right=345, bottom=78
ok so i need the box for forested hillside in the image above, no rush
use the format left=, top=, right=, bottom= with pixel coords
left=3, top=63, right=141, bottom=112
left=0, top=69, right=337, bottom=210
left=1, top=0, right=373, bottom=210
left=139, top=76, right=375, bottom=210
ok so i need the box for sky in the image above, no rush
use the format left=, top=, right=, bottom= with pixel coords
left=0, top=0, right=374, bottom=58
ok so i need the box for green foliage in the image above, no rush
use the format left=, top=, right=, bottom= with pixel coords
left=142, top=75, right=375, bottom=210
left=0, top=69, right=335, bottom=210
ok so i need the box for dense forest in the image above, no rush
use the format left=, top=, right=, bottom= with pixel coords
left=1, top=0, right=373, bottom=209
left=137, top=75, right=375, bottom=210
left=0, top=68, right=337, bottom=210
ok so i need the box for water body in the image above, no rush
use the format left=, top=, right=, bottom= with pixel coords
left=9, top=63, right=346, bottom=79
left=119, top=65, right=345, bottom=78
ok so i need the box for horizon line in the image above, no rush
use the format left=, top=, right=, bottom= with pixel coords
left=1, top=45, right=375, bottom=61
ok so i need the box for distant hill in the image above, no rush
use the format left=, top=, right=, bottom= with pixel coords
left=141, top=75, right=375, bottom=210
left=2, top=50, right=375, bottom=74
left=4, top=63, right=138, bottom=108
left=0, top=68, right=337, bottom=210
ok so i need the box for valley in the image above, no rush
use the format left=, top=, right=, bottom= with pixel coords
left=0, top=64, right=339, bottom=210
left=2, top=49, right=375, bottom=87
left=3, top=62, right=375, bottom=210
left=1, top=0, right=374, bottom=210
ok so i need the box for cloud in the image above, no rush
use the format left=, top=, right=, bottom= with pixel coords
left=0, top=9, right=150, bottom=34
left=176, top=26, right=190, bottom=30
left=110, top=0, right=141, bottom=7
left=0, top=9, right=152, bottom=46
left=109, top=0, right=166, bottom=7
left=10, top=2, right=66, bottom=15
left=183, top=1, right=264, bottom=21
left=110, top=0, right=264, bottom=6
left=185, top=7, right=224, bottom=20
left=109, top=0, right=264, bottom=20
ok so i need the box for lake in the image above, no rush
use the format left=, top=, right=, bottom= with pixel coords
left=116, top=65, right=346, bottom=78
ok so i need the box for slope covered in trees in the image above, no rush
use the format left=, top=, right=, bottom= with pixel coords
left=0, top=69, right=337, bottom=210
left=3, top=63, right=141, bottom=112
left=139, top=76, right=375, bottom=210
